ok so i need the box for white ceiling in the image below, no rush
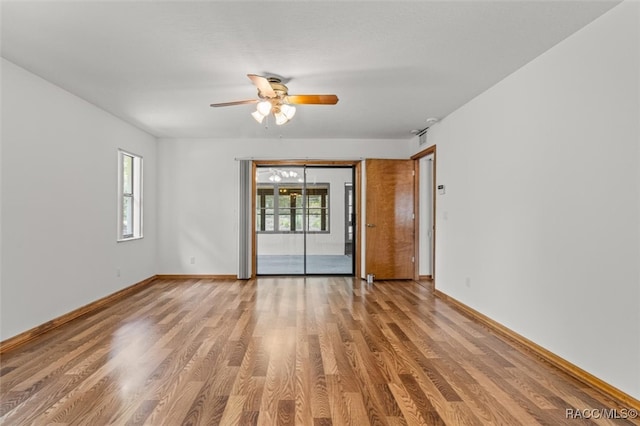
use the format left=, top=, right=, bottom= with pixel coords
left=1, top=1, right=621, bottom=140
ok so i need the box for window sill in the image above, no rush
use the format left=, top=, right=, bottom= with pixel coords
left=117, top=236, right=144, bottom=243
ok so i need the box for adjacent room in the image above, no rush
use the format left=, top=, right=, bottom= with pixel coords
left=1, top=1, right=638, bottom=424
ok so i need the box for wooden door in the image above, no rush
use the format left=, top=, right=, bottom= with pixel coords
left=365, top=159, right=415, bottom=279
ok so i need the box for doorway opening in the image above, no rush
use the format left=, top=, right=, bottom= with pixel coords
left=412, top=145, right=437, bottom=283
left=418, top=154, right=435, bottom=279
left=255, top=164, right=356, bottom=276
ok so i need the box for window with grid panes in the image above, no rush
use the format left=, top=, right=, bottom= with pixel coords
left=256, top=184, right=329, bottom=233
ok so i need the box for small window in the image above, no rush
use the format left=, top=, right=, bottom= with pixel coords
left=118, top=150, right=143, bottom=241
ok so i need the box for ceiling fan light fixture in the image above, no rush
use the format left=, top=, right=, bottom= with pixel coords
left=251, top=110, right=266, bottom=123
left=274, top=110, right=289, bottom=126
left=280, top=104, right=296, bottom=120
left=257, top=101, right=272, bottom=115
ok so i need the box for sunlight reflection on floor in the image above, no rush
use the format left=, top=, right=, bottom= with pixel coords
left=109, top=319, right=157, bottom=399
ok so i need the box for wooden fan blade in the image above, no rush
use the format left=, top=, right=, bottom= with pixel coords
left=210, top=99, right=259, bottom=107
left=285, top=94, right=339, bottom=105
left=247, top=74, right=276, bottom=98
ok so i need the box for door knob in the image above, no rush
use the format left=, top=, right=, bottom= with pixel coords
left=366, top=223, right=376, bottom=228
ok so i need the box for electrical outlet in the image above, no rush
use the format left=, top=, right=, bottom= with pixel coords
left=116, top=268, right=121, bottom=277
left=190, top=257, right=196, bottom=265
left=465, top=277, right=471, bottom=287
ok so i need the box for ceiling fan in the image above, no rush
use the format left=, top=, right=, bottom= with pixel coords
left=210, top=74, right=339, bottom=125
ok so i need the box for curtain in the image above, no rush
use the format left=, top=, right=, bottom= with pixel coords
left=238, top=160, right=252, bottom=279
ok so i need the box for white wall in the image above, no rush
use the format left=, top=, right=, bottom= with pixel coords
left=413, top=2, right=639, bottom=398
left=1, top=59, right=157, bottom=340
left=156, top=138, right=410, bottom=275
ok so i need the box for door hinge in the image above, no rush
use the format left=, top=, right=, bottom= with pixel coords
left=412, top=256, right=415, bottom=263
left=412, top=170, right=415, bottom=176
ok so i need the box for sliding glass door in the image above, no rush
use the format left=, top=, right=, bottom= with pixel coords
left=255, top=165, right=354, bottom=275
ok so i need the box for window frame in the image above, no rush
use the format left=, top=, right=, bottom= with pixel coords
left=117, top=149, right=143, bottom=242
left=256, top=183, right=330, bottom=234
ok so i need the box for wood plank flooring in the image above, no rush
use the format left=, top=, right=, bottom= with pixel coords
left=1, top=277, right=637, bottom=425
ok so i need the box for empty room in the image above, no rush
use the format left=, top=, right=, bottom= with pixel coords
left=1, top=1, right=639, bottom=425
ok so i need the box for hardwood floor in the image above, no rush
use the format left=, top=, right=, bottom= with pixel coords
left=1, top=277, right=637, bottom=425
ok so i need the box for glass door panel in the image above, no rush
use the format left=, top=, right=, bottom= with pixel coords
left=305, top=167, right=354, bottom=274
left=256, top=166, right=305, bottom=274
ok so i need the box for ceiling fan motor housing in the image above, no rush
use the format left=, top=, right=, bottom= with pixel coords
left=264, top=77, right=288, bottom=99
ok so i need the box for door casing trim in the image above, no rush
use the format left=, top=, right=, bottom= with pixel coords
left=251, top=160, right=361, bottom=278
